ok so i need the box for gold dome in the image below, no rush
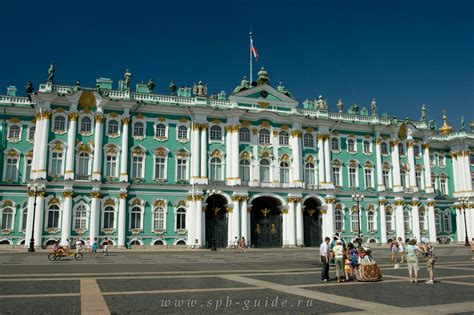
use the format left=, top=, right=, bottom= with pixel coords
left=439, top=110, right=453, bottom=135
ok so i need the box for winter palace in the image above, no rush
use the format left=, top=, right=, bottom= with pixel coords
left=0, top=66, right=473, bottom=249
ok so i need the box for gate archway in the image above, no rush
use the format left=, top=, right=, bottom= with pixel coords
left=205, top=194, right=228, bottom=248
left=250, top=196, right=283, bottom=248
left=303, top=197, right=322, bottom=247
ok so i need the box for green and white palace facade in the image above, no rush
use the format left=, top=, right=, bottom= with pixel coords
left=0, top=68, right=473, bottom=248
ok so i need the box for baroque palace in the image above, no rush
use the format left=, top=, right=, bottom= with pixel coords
left=0, top=66, right=473, bottom=249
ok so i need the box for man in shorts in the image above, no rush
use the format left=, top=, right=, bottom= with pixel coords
left=421, top=241, right=436, bottom=284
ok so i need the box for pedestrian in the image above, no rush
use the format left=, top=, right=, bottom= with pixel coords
left=390, top=240, right=398, bottom=262
left=347, top=242, right=359, bottom=278
left=103, top=237, right=109, bottom=256
left=234, top=237, right=240, bottom=253
left=85, top=238, right=90, bottom=253
left=240, top=236, right=247, bottom=253
left=420, top=241, right=436, bottom=284
left=93, top=238, right=98, bottom=254
left=406, top=238, right=421, bottom=283
left=320, top=237, right=330, bottom=282
left=397, top=237, right=405, bottom=263
left=75, top=238, right=82, bottom=253
left=333, top=239, right=345, bottom=283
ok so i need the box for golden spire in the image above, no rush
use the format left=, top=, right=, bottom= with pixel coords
left=439, top=109, right=453, bottom=135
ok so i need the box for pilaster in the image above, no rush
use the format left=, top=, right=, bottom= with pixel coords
left=379, top=198, right=387, bottom=244
left=391, top=139, right=402, bottom=192
left=200, top=124, right=208, bottom=184
left=394, top=199, right=405, bottom=240
left=290, top=123, right=303, bottom=188
left=119, top=116, right=130, bottom=182
left=89, top=191, right=101, bottom=247
left=64, top=112, right=78, bottom=180
left=427, top=200, right=437, bottom=243
left=60, top=191, right=74, bottom=245
left=34, top=193, right=45, bottom=247
left=92, top=114, right=104, bottom=181
left=295, top=199, right=304, bottom=246
left=195, top=194, right=203, bottom=247
left=375, top=138, right=385, bottom=191
left=117, top=191, right=128, bottom=247
left=411, top=199, right=421, bottom=241
left=407, top=140, right=417, bottom=192
left=423, top=144, right=434, bottom=193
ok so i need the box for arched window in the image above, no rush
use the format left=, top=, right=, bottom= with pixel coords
left=107, top=120, right=119, bottom=135
left=400, top=169, right=408, bottom=189
left=155, top=124, right=166, bottom=138
left=131, top=152, right=145, bottom=179
left=76, top=152, right=90, bottom=178
left=0, top=208, right=14, bottom=230
left=8, top=125, right=20, bottom=139
left=443, top=210, right=451, bottom=232
left=419, top=208, right=426, bottom=230
left=105, top=147, right=118, bottom=178
left=176, top=207, right=186, bottom=230
left=240, top=159, right=250, bottom=182
left=259, top=129, right=271, bottom=145
left=133, top=122, right=144, bottom=137
left=80, top=117, right=92, bottom=133
left=335, top=207, right=343, bottom=231
left=398, top=143, right=405, bottom=155
left=332, top=161, right=341, bottom=187
left=364, top=168, right=373, bottom=189
left=176, top=155, right=188, bottom=181
left=21, top=209, right=27, bottom=231
left=210, top=157, right=223, bottom=181
left=50, top=151, right=64, bottom=176
left=386, top=208, right=393, bottom=231
left=381, top=142, right=389, bottom=155
left=130, top=206, right=142, bottom=229
left=351, top=211, right=359, bottom=233
left=154, top=155, right=166, bottom=180
left=435, top=210, right=441, bottom=233
left=280, top=161, right=290, bottom=183
left=103, top=206, right=115, bottom=229
left=440, top=175, right=448, bottom=195
left=54, top=116, right=66, bottom=132
left=279, top=131, right=289, bottom=146
left=153, top=207, right=165, bottom=230
left=304, top=162, right=315, bottom=186
left=383, top=163, right=391, bottom=188
left=303, top=133, right=314, bottom=147
left=178, top=126, right=188, bottom=140
left=403, top=209, right=412, bottom=232
left=47, top=205, right=60, bottom=229
left=367, top=210, right=375, bottom=231
left=348, top=163, right=357, bottom=188
left=363, top=140, right=371, bottom=154
left=210, top=125, right=222, bottom=141
left=239, top=128, right=250, bottom=143
left=416, top=171, right=422, bottom=189
left=260, top=159, right=270, bottom=183
left=347, top=139, right=355, bottom=152
left=4, top=154, right=18, bottom=181
left=28, top=126, right=36, bottom=142
left=74, top=205, right=88, bottom=229
left=413, top=145, right=420, bottom=157
left=331, top=138, right=339, bottom=151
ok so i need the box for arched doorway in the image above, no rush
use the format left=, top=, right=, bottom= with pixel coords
left=303, top=198, right=322, bottom=247
left=251, top=196, right=283, bottom=248
left=205, top=194, right=228, bottom=248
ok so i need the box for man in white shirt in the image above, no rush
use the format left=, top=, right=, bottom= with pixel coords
left=320, top=237, right=331, bottom=281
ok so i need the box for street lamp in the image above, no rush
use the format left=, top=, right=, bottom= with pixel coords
left=352, top=193, right=364, bottom=244
left=459, top=197, right=470, bottom=247
left=26, top=183, right=46, bottom=252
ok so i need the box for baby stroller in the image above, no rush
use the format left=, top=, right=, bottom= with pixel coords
left=356, top=244, right=382, bottom=282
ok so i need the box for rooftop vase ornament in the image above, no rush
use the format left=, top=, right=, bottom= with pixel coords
left=124, top=69, right=132, bottom=88
left=460, top=115, right=465, bottom=131
left=420, top=104, right=427, bottom=121
left=25, top=81, right=34, bottom=94
left=336, top=99, right=344, bottom=113
left=47, top=62, right=55, bottom=82
left=193, top=81, right=207, bottom=96
left=371, top=98, right=377, bottom=116
left=169, top=80, right=177, bottom=95
left=256, top=66, right=269, bottom=86
left=147, top=78, right=155, bottom=92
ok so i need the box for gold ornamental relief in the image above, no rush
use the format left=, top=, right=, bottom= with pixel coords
left=90, top=191, right=101, bottom=199
left=63, top=191, right=74, bottom=198
left=68, top=112, right=78, bottom=121
left=79, top=91, right=96, bottom=109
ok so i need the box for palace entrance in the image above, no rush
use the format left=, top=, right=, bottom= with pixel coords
left=303, top=197, right=322, bottom=247
left=205, top=194, right=228, bottom=248
left=250, top=196, right=283, bottom=248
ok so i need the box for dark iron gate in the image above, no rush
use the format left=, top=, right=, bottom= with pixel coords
left=303, top=208, right=322, bottom=247
left=251, top=208, right=282, bottom=248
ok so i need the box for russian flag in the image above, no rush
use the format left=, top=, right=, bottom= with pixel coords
left=251, top=37, right=258, bottom=61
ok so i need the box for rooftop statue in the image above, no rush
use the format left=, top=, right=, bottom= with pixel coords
left=429, top=119, right=436, bottom=131
left=316, top=95, right=327, bottom=110
left=256, top=66, right=269, bottom=86
left=277, top=82, right=292, bottom=97
left=47, top=62, right=55, bottom=82
left=420, top=104, right=427, bottom=121
left=460, top=115, right=465, bottom=131
left=361, top=107, right=369, bottom=116
left=371, top=98, right=377, bottom=116
left=232, top=76, right=250, bottom=94
left=25, top=81, right=34, bottom=94
left=124, top=69, right=132, bottom=88
left=336, top=99, right=343, bottom=113
left=303, top=99, right=315, bottom=110
left=193, top=80, right=207, bottom=96
left=74, top=80, right=81, bottom=91
left=147, top=78, right=155, bottom=92
left=348, top=102, right=360, bottom=115
left=169, top=80, right=177, bottom=95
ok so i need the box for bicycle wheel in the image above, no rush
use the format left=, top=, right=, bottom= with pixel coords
left=48, top=253, right=57, bottom=262
left=74, top=252, right=83, bottom=261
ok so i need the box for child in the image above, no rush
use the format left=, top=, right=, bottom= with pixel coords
left=92, top=238, right=98, bottom=253
left=344, top=257, right=351, bottom=280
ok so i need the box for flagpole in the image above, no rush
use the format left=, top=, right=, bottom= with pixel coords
left=249, top=31, right=253, bottom=83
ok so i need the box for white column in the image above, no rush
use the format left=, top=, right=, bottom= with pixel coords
left=231, top=126, right=240, bottom=185
left=375, top=139, right=384, bottom=191
left=411, top=201, right=421, bottom=241
left=287, top=199, right=296, bottom=247
left=452, top=154, right=460, bottom=193
left=241, top=196, right=248, bottom=243
left=324, top=136, right=332, bottom=186
left=117, top=192, right=127, bottom=247
left=296, top=200, right=304, bottom=246
left=186, top=197, right=196, bottom=246
left=36, top=112, right=51, bottom=179
left=423, top=144, right=434, bottom=193
left=461, top=152, right=473, bottom=192
left=379, top=200, right=387, bottom=244
left=195, top=195, right=203, bottom=247
left=247, top=204, right=252, bottom=247
left=64, top=113, right=78, bottom=180
left=92, top=115, right=104, bottom=181
left=226, top=127, right=233, bottom=185
left=89, top=192, right=101, bottom=247
left=282, top=208, right=289, bottom=247
left=407, top=141, right=417, bottom=191
left=200, top=125, right=207, bottom=181
left=395, top=200, right=405, bottom=240
left=290, top=131, right=303, bottom=187
left=317, top=135, right=325, bottom=184
left=391, top=140, right=402, bottom=192
left=31, top=114, right=43, bottom=177
left=60, top=191, right=73, bottom=245
left=227, top=206, right=234, bottom=248
left=456, top=209, right=464, bottom=242
left=25, top=195, right=34, bottom=246
left=191, top=125, right=200, bottom=183
left=232, top=196, right=240, bottom=241
left=34, top=193, right=45, bottom=247
left=427, top=201, right=437, bottom=243
left=326, top=199, right=335, bottom=238
left=119, top=117, right=129, bottom=182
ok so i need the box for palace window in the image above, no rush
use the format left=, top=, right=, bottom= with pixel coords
left=50, top=151, right=64, bottom=176
left=53, top=116, right=66, bottom=132
left=398, top=143, right=405, bottom=156
left=155, top=124, right=166, bottom=138
left=8, top=125, right=20, bottom=140
left=431, top=173, right=437, bottom=191
left=239, top=128, right=250, bottom=143
left=383, top=163, right=391, bottom=188
left=443, top=210, right=451, bottom=232
left=131, top=155, right=144, bottom=179
left=438, top=155, right=445, bottom=167
left=153, top=207, right=165, bottom=230
left=332, top=162, right=341, bottom=187
left=435, top=210, right=441, bottom=233
left=76, top=152, right=91, bottom=179
left=210, top=157, right=223, bottom=181
left=348, top=164, right=357, bottom=188
left=440, top=175, right=448, bottom=195
left=4, top=155, right=18, bottom=182
left=430, top=154, right=436, bottom=167
left=363, top=140, right=371, bottom=154
left=280, top=161, right=290, bottom=184
left=74, top=205, right=88, bottom=229
left=210, top=125, right=222, bottom=141
left=259, top=129, right=271, bottom=145
left=103, top=206, right=115, bottom=229
left=260, top=159, right=271, bottom=183
left=304, top=162, right=315, bottom=186
left=0, top=208, right=13, bottom=230
left=176, top=207, right=186, bottom=230
left=351, top=211, right=359, bottom=233
left=367, top=210, right=375, bottom=231
left=133, top=122, right=145, bottom=137
left=177, top=125, right=188, bottom=140
left=419, top=208, right=426, bottom=230
left=335, top=207, right=344, bottom=231
left=364, top=168, right=373, bottom=189
left=400, top=169, right=408, bottom=189
left=105, top=153, right=118, bottom=178
left=416, top=171, right=423, bottom=190
left=107, top=119, right=119, bottom=135
left=331, top=138, right=340, bottom=151
left=279, top=131, right=289, bottom=146
left=80, top=116, right=92, bottom=133
left=176, top=157, right=188, bottom=181
left=47, top=205, right=60, bottom=229
left=470, top=154, right=474, bottom=165
left=240, top=159, right=251, bottom=182
left=28, top=126, right=35, bottom=142
left=413, top=145, right=420, bottom=157
left=154, top=156, right=166, bottom=180
left=303, top=133, right=314, bottom=148
left=403, top=209, right=411, bottom=232
left=381, top=142, right=389, bottom=155
left=21, top=209, right=27, bottom=231
left=386, top=209, right=393, bottom=231
left=24, top=157, right=32, bottom=181
left=130, top=206, right=142, bottom=230
left=347, top=139, right=356, bottom=153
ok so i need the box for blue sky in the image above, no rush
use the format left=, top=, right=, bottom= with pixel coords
left=0, top=0, right=472, bottom=128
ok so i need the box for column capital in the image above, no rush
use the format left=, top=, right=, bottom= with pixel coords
left=391, top=139, right=400, bottom=146
left=325, top=197, right=337, bottom=204
left=407, top=140, right=414, bottom=148
left=95, top=114, right=105, bottom=123
left=422, top=143, right=430, bottom=149
left=119, top=192, right=128, bottom=199
left=225, top=124, right=239, bottom=133
left=122, top=117, right=130, bottom=125
left=91, top=191, right=101, bottom=199
left=291, top=130, right=303, bottom=138
left=40, top=111, right=52, bottom=120
left=410, top=200, right=421, bottom=207
left=379, top=198, right=388, bottom=206
left=394, top=200, right=405, bottom=206
left=68, top=112, right=78, bottom=121
left=63, top=191, right=74, bottom=198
